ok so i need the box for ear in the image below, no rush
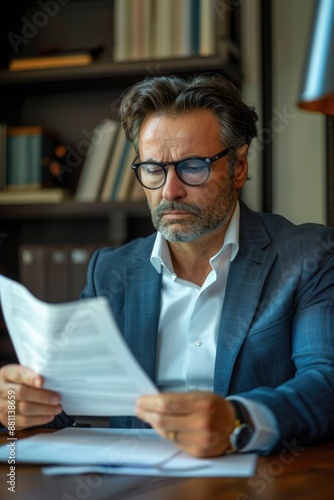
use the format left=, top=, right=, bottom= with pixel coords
left=234, top=144, right=249, bottom=189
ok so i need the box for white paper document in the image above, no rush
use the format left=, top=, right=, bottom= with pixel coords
left=0, top=275, right=158, bottom=416
left=0, top=428, right=257, bottom=477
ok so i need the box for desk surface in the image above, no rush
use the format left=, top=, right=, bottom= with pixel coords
left=0, top=430, right=333, bottom=500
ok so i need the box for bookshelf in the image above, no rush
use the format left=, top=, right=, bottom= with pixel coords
left=0, top=0, right=241, bottom=365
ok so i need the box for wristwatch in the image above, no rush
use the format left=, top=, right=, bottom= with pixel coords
left=228, top=400, right=255, bottom=453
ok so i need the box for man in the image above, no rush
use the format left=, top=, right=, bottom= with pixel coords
left=1, top=74, right=334, bottom=458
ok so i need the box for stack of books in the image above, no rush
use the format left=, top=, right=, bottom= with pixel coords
left=0, top=125, right=71, bottom=204
left=113, top=0, right=234, bottom=62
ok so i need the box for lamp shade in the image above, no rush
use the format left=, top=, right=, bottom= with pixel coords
left=298, top=0, right=334, bottom=114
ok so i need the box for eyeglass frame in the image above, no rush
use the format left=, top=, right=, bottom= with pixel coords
left=131, top=148, right=230, bottom=190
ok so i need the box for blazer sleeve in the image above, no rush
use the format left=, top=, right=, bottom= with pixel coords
left=236, top=234, right=334, bottom=454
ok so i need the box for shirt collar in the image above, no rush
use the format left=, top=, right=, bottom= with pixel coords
left=150, top=201, right=240, bottom=274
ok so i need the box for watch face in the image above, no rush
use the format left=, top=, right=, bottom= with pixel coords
left=231, top=423, right=254, bottom=450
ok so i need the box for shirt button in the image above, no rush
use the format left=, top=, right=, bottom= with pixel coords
left=195, top=340, right=202, bottom=347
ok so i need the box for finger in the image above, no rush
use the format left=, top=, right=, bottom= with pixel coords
left=0, top=400, right=61, bottom=430
left=136, top=406, right=197, bottom=431
left=137, top=392, right=209, bottom=414
left=153, top=425, right=228, bottom=458
left=17, top=400, right=62, bottom=417
left=0, top=364, right=43, bottom=388
left=0, top=381, right=61, bottom=407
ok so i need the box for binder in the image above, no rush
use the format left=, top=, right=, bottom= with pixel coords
left=47, top=245, right=70, bottom=303
left=19, top=245, right=47, bottom=301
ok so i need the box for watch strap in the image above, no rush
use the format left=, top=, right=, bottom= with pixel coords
left=227, top=400, right=254, bottom=453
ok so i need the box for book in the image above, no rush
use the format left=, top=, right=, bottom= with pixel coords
left=113, top=142, right=137, bottom=201
left=100, top=126, right=127, bottom=201
left=69, top=245, right=100, bottom=300
left=109, top=139, right=134, bottom=200
left=9, top=47, right=103, bottom=72
left=154, top=0, right=174, bottom=58
left=172, top=0, right=193, bottom=58
left=47, top=246, right=70, bottom=303
left=0, top=188, right=71, bottom=204
left=6, top=126, right=58, bottom=190
left=0, top=123, right=6, bottom=191
left=130, top=0, right=153, bottom=61
left=113, top=0, right=132, bottom=62
left=199, top=0, right=216, bottom=56
left=75, top=119, right=119, bottom=202
left=192, top=0, right=200, bottom=55
left=6, top=134, right=29, bottom=187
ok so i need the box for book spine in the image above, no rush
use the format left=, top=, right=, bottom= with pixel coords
left=113, top=0, right=131, bottom=62
left=6, top=135, right=29, bottom=188
left=110, top=140, right=131, bottom=200
left=179, top=0, right=194, bottom=57
left=0, top=123, right=7, bottom=191
left=100, top=127, right=126, bottom=201
left=114, top=143, right=137, bottom=201
left=29, top=133, right=43, bottom=187
left=154, top=0, right=173, bottom=58
left=199, top=0, right=216, bottom=56
left=75, top=120, right=118, bottom=202
left=192, top=0, right=200, bottom=55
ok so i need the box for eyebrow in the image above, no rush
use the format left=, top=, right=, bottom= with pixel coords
left=140, top=153, right=203, bottom=163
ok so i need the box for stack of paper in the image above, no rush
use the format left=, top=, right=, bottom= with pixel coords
left=0, top=428, right=257, bottom=477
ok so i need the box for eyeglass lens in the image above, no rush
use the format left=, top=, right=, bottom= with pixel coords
left=139, top=158, right=210, bottom=188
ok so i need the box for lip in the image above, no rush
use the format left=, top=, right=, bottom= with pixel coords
left=163, top=212, right=193, bottom=219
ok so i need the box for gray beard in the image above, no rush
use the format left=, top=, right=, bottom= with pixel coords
left=148, top=190, right=235, bottom=243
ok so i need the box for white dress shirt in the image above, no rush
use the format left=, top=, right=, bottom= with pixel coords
left=150, top=202, right=279, bottom=452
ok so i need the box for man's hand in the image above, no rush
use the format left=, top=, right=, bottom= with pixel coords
left=0, top=364, right=62, bottom=430
left=136, top=391, right=236, bottom=458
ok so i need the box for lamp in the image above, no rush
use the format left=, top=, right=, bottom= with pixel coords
left=297, top=0, right=334, bottom=115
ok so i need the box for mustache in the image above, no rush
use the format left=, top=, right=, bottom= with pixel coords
left=153, top=201, right=202, bottom=218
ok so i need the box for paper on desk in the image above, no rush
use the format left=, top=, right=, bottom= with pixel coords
left=0, top=428, right=257, bottom=477
left=0, top=275, right=158, bottom=416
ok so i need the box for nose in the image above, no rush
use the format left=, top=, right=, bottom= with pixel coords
left=161, top=165, right=187, bottom=201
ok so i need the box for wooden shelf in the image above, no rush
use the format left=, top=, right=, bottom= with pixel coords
left=0, top=56, right=242, bottom=92
left=0, top=200, right=150, bottom=220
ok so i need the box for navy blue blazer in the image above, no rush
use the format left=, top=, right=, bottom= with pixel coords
left=56, top=201, right=334, bottom=453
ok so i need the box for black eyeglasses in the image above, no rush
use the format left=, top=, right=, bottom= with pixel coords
left=131, top=148, right=229, bottom=189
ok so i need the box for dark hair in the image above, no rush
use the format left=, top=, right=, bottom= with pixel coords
left=118, top=74, right=258, bottom=170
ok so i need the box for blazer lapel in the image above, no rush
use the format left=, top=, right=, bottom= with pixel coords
left=123, top=259, right=161, bottom=384
left=214, top=202, right=277, bottom=396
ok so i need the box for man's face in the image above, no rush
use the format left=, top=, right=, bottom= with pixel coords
left=139, top=110, right=247, bottom=242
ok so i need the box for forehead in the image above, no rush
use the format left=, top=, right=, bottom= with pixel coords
left=139, top=110, right=221, bottom=151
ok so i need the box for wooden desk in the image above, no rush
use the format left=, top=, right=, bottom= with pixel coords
left=0, top=430, right=333, bottom=500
